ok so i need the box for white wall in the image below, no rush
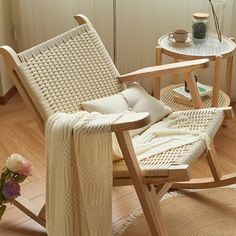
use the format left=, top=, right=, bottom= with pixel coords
left=12, top=0, right=114, bottom=58
left=0, top=0, right=15, bottom=96
left=116, top=0, right=209, bottom=72
left=4, top=0, right=236, bottom=100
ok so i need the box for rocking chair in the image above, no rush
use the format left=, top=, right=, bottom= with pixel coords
left=0, top=15, right=235, bottom=236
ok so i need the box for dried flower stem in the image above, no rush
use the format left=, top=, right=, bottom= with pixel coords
left=208, top=0, right=222, bottom=42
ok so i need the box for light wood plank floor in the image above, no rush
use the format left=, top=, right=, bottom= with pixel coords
left=0, top=93, right=236, bottom=235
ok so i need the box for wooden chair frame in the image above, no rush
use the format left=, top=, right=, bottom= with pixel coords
left=0, top=14, right=235, bottom=236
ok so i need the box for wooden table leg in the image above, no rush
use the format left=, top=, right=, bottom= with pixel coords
left=171, top=58, right=179, bottom=84
left=224, top=55, right=234, bottom=96
left=154, top=46, right=162, bottom=100
left=211, top=55, right=223, bottom=107
left=184, top=72, right=202, bottom=109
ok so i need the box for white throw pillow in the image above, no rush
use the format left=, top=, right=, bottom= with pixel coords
left=81, top=82, right=172, bottom=136
left=81, top=93, right=128, bottom=114
left=121, top=83, right=172, bottom=136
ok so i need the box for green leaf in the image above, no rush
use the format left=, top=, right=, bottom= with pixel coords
left=14, top=174, right=27, bottom=183
left=0, top=205, right=6, bottom=221
left=1, top=168, right=9, bottom=178
left=0, top=168, right=10, bottom=187
left=0, top=193, right=6, bottom=202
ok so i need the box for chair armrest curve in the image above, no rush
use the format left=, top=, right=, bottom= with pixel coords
left=111, top=112, right=151, bottom=132
left=118, top=59, right=209, bottom=82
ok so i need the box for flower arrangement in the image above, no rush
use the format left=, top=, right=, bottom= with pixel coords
left=0, top=154, right=32, bottom=220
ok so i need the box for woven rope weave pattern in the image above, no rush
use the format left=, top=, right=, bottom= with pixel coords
left=17, top=24, right=123, bottom=121
left=46, top=112, right=121, bottom=235
left=113, top=108, right=224, bottom=178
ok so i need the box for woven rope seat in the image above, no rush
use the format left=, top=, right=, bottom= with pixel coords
left=161, top=84, right=230, bottom=112
left=113, top=108, right=224, bottom=178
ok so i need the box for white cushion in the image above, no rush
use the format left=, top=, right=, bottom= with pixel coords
left=121, top=83, right=172, bottom=136
left=81, top=82, right=172, bottom=136
left=81, top=93, right=128, bottom=113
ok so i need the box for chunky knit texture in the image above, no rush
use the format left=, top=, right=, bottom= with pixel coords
left=45, top=112, right=120, bottom=236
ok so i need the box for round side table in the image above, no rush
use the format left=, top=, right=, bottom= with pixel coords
left=156, top=33, right=236, bottom=111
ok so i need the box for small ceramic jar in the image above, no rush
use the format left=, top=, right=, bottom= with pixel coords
left=192, top=13, right=209, bottom=42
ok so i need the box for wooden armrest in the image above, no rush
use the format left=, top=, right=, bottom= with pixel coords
left=111, top=112, right=151, bottom=132
left=118, top=59, right=209, bottom=82
left=217, top=106, right=235, bottom=120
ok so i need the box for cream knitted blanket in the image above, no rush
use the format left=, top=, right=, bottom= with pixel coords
left=45, top=112, right=120, bottom=236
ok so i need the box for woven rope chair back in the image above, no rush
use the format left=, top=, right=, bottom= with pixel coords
left=17, top=24, right=123, bottom=121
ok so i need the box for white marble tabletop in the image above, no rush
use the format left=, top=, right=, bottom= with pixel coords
left=158, top=33, right=236, bottom=57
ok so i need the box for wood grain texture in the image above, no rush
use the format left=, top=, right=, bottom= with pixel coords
left=170, top=58, right=180, bottom=85
left=115, top=130, right=168, bottom=236
left=119, top=59, right=209, bottom=82
left=211, top=55, right=223, bottom=107
left=224, top=55, right=234, bottom=96
left=153, top=46, right=162, bottom=99
left=183, top=72, right=202, bottom=109
left=0, top=93, right=236, bottom=235
left=0, top=86, right=17, bottom=105
left=112, top=112, right=150, bottom=131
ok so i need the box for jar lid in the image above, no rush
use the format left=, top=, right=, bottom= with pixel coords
left=193, top=12, right=209, bottom=19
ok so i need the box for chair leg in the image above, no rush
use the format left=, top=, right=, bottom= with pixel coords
left=12, top=196, right=46, bottom=227
left=38, top=204, right=46, bottom=221
left=206, top=141, right=222, bottom=181
left=155, top=183, right=173, bottom=201
left=172, top=140, right=236, bottom=190
left=116, top=131, right=168, bottom=236
left=184, top=72, right=202, bottom=109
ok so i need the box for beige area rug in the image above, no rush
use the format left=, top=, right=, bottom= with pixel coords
left=113, top=188, right=236, bottom=236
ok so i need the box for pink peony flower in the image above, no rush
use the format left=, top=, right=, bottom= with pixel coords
left=2, top=180, right=21, bottom=200
left=0, top=154, right=32, bottom=221
left=18, top=159, right=33, bottom=176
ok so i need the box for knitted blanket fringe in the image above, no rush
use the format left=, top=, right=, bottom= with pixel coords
left=112, top=191, right=180, bottom=236
left=45, top=112, right=120, bottom=236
